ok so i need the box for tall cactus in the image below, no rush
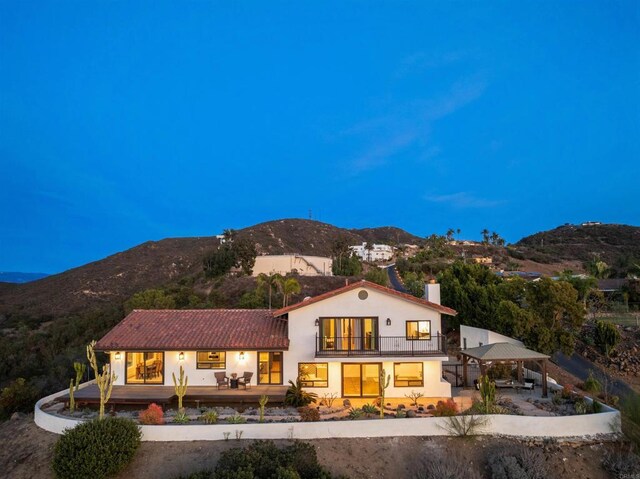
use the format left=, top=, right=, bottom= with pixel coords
left=73, top=362, right=86, bottom=391
left=172, top=365, right=188, bottom=410
left=379, top=368, right=391, bottom=418
left=258, top=395, right=269, bottom=423
left=86, top=340, right=117, bottom=419
left=478, top=375, right=496, bottom=414
left=69, top=379, right=76, bottom=413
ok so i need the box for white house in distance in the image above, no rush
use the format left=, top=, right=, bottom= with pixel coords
left=350, top=243, right=394, bottom=262
left=251, top=254, right=333, bottom=277
left=95, top=280, right=456, bottom=400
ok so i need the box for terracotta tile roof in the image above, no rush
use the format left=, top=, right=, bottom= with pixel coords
left=94, top=309, right=289, bottom=351
left=273, top=280, right=458, bottom=316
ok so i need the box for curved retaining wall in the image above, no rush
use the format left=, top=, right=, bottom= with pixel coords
left=35, top=386, right=621, bottom=441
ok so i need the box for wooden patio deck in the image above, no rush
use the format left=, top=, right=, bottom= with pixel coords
left=60, top=384, right=288, bottom=406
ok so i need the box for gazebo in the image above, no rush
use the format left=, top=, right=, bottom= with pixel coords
left=460, top=342, right=550, bottom=397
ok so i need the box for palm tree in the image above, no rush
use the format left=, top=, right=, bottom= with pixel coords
left=481, top=229, right=490, bottom=244
left=364, top=242, right=374, bottom=262
left=282, top=278, right=301, bottom=307
left=257, top=272, right=283, bottom=309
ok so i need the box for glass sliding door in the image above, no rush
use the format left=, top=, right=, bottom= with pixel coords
left=320, top=318, right=378, bottom=352
left=341, top=363, right=381, bottom=397
left=258, top=351, right=283, bottom=384
left=125, top=352, right=164, bottom=384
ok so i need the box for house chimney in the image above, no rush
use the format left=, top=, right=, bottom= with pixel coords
left=424, top=280, right=441, bottom=305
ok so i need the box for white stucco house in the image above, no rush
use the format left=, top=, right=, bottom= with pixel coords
left=349, top=243, right=394, bottom=262
left=95, top=280, right=456, bottom=400
left=251, top=254, right=333, bottom=277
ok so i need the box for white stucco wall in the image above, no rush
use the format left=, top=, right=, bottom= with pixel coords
left=251, top=255, right=332, bottom=277
left=460, top=325, right=524, bottom=350
left=286, top=284, right=450, bottom=398
left=35, top=384, right=621, bottom=441
left=111, top=350, right=262, bottom=387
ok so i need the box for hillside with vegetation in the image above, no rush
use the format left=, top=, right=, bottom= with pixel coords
left=512, top=223, right=640, bottom=276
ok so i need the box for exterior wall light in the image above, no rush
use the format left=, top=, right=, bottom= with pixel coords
left=239, top=352, right=245, bottom=361
left=178, top=352, right=185, bottom=361
left=315, top=318, right=319, bottom=326
left=386, top=318, right=391, bottom=326
left=114, top=352, right=121, bottom=361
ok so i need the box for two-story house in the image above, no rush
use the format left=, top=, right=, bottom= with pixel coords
left=95, top=280, right=456, bottom=400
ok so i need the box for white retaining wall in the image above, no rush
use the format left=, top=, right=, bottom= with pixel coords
left=35, top=386, right=621, bottom=441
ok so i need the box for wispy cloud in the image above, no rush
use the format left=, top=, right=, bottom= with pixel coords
left=424, top=191, right=505, bottom=208
left=342, top=75, right=487, bottom=175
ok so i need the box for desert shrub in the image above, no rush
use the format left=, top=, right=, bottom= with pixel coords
left=415, top=456, right=481, bottom=479
left=583, top=371, right=602, bottom=394
left=298, top=406, right=320, bottom=422
left=395, top=407, right=407, bottom=418
left=560, top=384, right=574, bottom=399
left=173, top=409, right=190, bottom=424
left=226, top=413, right=247, bottom=424
left=439, top=414, right=488, bottom=437
left=574, top=398, right=589, bottom=415
left=433, top=399, right=458, bottom=417
left=488, top=446, right=549, bottom=479
left=52, top=417, right=141, bottom=479
left=200, top=409, right=218, bottom=424
left=138, top=403, right=164, bottom=425
left=361, top=403, right=379, bottom=415
left=347, top=407, right=364, bottom=420
left=285, top=378, right=318, bottom=407
left=0, top=377, right=40, bottom=419
left=551, top=392, right=563, bottom=405
left=594, top=320, right=621, bottom=356
left=602, top=443, right=640, bottom=478
left=213, top=440, right=335, bottom=479
left=592, top=400, right=603, bottom=413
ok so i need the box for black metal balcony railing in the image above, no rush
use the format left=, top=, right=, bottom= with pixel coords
left=315, top=334, right=447, bottom=357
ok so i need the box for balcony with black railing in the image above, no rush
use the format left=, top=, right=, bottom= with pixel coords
left=315, top=333, right=447, bottom=357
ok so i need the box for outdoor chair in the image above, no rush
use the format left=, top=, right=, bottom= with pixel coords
left=523, top=379, right=535, bottom=393
left=238, top=371, right=253, bottom=389
left=215, top=372, right=229, bottom=389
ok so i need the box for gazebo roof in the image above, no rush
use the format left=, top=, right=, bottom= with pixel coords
left=460, top=342, right=549, bottom=361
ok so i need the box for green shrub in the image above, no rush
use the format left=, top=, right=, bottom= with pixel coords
left=52, top=417, right=141, bottom=479
left=138, top=403, right=164, bottom=425
left=200, top=409, right=218, bottom=424
left=583, top=371, right=602, bottom=394
left=415, top=457, right=481, bottom=479
left=347, top=407, right=364, bottom=420
left=0, top=377, right=39, bottom=419
left=173, top=409, right=190, bottom=424
left=298, top=406, right=320, bottom=422
left=594, top=320, right=621, bottom=356
left=361, top=403, right=379, bottom=415
left=574, top=398, right=589, bottom=415
left=212, top=440, right=334, bottom=479
left=226, top=413, right=246, bottom=424
left=592, top=400, right=603, bottom=413
left=285, top=378, right=318, bottom=407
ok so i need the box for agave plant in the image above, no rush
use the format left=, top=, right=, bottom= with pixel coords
left=284, top=378, right=318, bottom=407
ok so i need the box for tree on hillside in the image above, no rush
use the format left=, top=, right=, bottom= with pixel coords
left=124, top=289, right=176, bottom=314
left=331, top=237, right=362, bottom=276
left=481, top=229, right=490, bottom=245
left=257, top=272, right=283, bottom=309
left=203, top=238, right=257, bottom=278
left=364, top=242, right=374, bottom=262
left=364, top=267, right=389, bottom=287
left=586, top=256, right=611, bottom=279
left=282, top=278, right=301, bottom=307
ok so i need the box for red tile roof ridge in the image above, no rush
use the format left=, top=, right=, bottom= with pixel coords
left=273, top=279, right=457, bottom=316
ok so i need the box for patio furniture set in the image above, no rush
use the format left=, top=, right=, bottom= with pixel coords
left=215, top=371, right=253, bottom=390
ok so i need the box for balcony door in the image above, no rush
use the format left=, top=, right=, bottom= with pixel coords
left=342, top=363, right=381, bottom=397
left=320, top=317, right=378, bottom=352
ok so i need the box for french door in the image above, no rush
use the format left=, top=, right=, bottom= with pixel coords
left=258, top=351, right=283, bottom=384
left=342, top=363, right=381, bottom=397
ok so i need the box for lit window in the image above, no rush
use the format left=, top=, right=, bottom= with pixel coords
left=298, top=363, right=328, bottom=387
left=394, top=362, right=423, bottom=387
left=406, top=320, right=431, bottom=340
left=196, top=351, right=226, bottom=369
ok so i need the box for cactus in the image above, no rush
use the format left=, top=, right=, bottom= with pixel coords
left=172, top=365, right=188, bottom=410
left=258, top=395, right=269, bottom=423
left=379, top=368, right=390, bottom=418
left=478, top=375, right=496, bottom=413
left=73, top=362, right=86, bottom=391
left=86, top=340, right=117, bottom=419
left=69, top=379, right=76, bottom=413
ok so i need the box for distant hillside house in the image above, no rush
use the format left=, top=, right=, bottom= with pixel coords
left=251, top=254, right=333, bottom=277
left=350, top=242, right=394, bottom=262
left=472, top=256, right=493, bottom=265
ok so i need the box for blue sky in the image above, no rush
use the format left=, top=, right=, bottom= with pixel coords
left=1, top=2, right=639, bottom=274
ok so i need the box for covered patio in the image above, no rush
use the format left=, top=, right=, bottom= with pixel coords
left=460, top=342, right=550, bottom=398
